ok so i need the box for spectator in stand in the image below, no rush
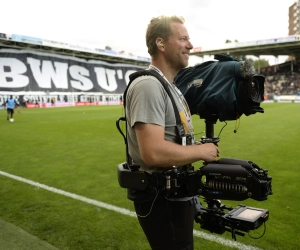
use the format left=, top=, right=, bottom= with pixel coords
left=262, top=68, right=300, bottom=96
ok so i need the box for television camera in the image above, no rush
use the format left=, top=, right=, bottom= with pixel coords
left=117, top=54, right=273, bottom=241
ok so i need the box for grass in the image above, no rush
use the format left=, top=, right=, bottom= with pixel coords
left=0, top=103, right=299, bottom=250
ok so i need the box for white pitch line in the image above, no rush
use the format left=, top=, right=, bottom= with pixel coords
left=0, top=170, right=262, bottom=250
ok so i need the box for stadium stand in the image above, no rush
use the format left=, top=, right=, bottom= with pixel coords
left=1, top=31, right=300, bottom=105
left=261, top=60, right=300, bottom=97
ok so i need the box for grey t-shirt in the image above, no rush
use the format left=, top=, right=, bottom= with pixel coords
left=126, top=74, right=194, bottom=172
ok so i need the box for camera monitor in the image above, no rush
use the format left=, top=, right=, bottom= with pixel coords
left=226, top=205, right=269, bottom=230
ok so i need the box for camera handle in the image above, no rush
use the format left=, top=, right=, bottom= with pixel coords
left=200, top=119, right=220, bottom=144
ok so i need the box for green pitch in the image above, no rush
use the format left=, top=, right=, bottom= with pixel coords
left=0, top=103, right=299, bottom=250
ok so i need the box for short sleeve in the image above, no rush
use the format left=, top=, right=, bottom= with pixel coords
left=126, top=75, right=168, bottom=128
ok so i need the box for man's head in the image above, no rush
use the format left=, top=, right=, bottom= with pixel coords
left=146, top=15, right=193, bottom=70
left=146, top=15, right=182, bottom=56
left=10, top=95, right=13, bottom=99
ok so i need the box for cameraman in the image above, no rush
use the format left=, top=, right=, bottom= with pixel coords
left=125, top=15, right=220, bottom=250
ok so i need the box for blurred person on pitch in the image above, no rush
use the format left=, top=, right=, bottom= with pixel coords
left=125, top=15, right=220, bottom=250
left=5, top=95, right=19, bottom=121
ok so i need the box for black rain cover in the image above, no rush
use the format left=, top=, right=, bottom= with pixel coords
left=174, top=59, right=264, bottom=122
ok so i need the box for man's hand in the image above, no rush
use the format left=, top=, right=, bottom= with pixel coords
left=197, top=143, right=220, bottom=162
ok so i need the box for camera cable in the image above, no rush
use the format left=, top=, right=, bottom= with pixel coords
left=136, top=189, right=160, bottom=218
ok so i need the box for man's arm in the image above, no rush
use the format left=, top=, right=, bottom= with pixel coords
left=135, top=122, right=219, bottom=168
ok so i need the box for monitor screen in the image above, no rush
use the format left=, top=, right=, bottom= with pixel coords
left=235, top=208, right=262, bottom=220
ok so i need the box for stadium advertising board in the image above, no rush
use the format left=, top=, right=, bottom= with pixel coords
left=0, top=49, right=146, bottom=107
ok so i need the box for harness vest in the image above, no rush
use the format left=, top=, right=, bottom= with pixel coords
left=117, top=68, right=189, bottom=168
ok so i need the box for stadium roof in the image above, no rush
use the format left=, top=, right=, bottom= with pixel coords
left=0, top=33, right=151, bottom=66
left=191, top=35, right=300, bottom=59
left=2, top=33, right=300, bottom=66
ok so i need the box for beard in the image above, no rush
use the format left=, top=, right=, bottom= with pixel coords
left=165, top=49, right=189, bottom=72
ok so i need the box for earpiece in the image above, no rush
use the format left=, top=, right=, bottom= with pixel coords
left=157, top=41, right=164, bottom=48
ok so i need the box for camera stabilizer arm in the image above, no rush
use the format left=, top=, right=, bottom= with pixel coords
left=164, top=157, right=272, bottom=201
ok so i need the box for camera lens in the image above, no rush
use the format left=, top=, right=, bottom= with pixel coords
left=251, top=79, right=259, bottom=101
left=250, top=76, right=264, bottom=103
